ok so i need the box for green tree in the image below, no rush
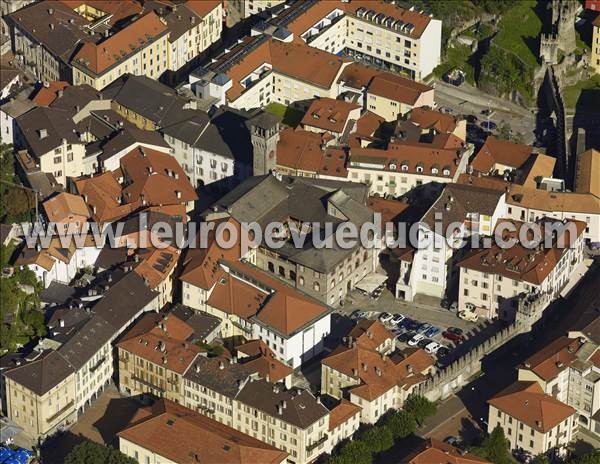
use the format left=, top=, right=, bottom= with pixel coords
left=361, top=426, right=394, bottom=453
left=386, top=410, right=416, bottom=439
left=338, top=440, right=372, bottom=464
left=532, top=453, right=550, bottom=464
left=64, top=440, right=137, bottom=464
left=570, top=450, right=600, bottom=464
left=403, top=395, right=437, bottom=425
left=471, top=425, right=517, bottom=464
left=0, top=144, right=35, bottom=224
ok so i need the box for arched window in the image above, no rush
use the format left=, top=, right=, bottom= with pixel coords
left=268, top=262, right=275, bottom=273
left=313, top=282, right=320, bottom=292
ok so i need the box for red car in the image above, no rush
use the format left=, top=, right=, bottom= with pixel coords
left=442, top=331, right=464, bottom=343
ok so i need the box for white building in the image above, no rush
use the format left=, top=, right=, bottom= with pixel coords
left=396, top=184, right=506, bottom=302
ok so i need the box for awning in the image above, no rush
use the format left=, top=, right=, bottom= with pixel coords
left=355, top=273, right=388, bottom=294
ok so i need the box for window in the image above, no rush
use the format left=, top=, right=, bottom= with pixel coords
left=313, top=282, right=320, bottom=292
left=67, top=153, right=73, bottom=162
left=54, top=156, right=61, bottom=164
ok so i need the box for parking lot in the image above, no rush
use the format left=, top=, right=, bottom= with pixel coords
left=339, top=288, right=492, bottom=366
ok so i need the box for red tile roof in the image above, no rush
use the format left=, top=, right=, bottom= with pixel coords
left=301, top=97, right=360, bottom=134
left=31, top=81, right=69, bottom=106
left=328, top=399, right=361, bottom=431
left=488, top=381, right=575, bottom=433
left=406, top=439, right=491, bottom=464
left=118, top=399, right=288, bottom=464
left=368, top=73, right=432, bottom=104
left=73, top=12, right=167, bottom=76
left=471, top=136, right=535, bottom=173
left=522, top=337, right=583, bottom=382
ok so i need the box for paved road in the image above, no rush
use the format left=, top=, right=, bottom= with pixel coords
left=432, top=79, right=538, bottom=145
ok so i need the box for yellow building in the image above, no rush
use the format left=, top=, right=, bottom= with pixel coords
left=4, top=351, right=77, bottom=439
left=592, top=16, right=600, bottom=74
left=117, top=313, right=204, bottom=404
left=72, top=12, right=169, bottom=90
left=488, top=381, right=577, bottom=457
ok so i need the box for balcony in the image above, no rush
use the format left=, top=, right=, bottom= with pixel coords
left=46, top=400, right=75, bottom=424
left=133, top=375, right=165, bottom=393
left=89, top=356, right=107, bottom=373
left=306, top=434, right=328, bottom=453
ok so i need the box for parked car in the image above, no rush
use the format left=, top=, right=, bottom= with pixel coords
left=449, top=301, right=458, bottom=312
left=441, top=298, right=451, bottom=309
left=424, top=326, right=441, bottom=338
left=397, top=331, right=415, bottom=343
left=437, top=346, right=451, bottom=358
left=466, top=114, right=478, bottom=124
left=408, top=333, right=426, bottom=346
left=481, top=109, right=492, bottom=116
left=481, top=120, right=497, bottom=131
left=417, top=323, right=432, bottom=334
left=425, top=341, right=443, bottom=354
left=443, top=436, right=460, bottom=446
left=447, top=327, right=464, bottom=336
left=390, top=313, right=405, bottom=325
left=351, top=310, right=367, bottom=319
left=458, top=310, right=479, bottom=322
left=417, top=338, right=433, bottom=349
left=399, top=318, right=417, bottom=330
left=443, top=331, right=464, bottom=343
left=379, top=312, right=393, bottom=323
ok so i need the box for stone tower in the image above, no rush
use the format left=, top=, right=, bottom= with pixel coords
left=540, top=33, right=559, bottom=65
left=551, top=0, right=577, bottom=55
left=247, top=112, right=281, bottom=176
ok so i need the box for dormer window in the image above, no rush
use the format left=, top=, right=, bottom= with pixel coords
left=443, top=166, right=451, bottom=176
left=416, top=163, right=424, bottom=173
left=389, top=163, right=397, bottom=171
left=431, top=167, right=439, bottom=174
left=401, top=163, right=408, bottom=171
left=312, top=113, right=319, bottom=119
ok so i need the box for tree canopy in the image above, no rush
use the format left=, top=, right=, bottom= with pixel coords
left=64, top=440, right=137, bottom=464
left=471, top=425, right=517, bottom=464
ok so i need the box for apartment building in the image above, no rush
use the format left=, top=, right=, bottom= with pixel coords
left=275, top=128, right=349, bottom=180
left=322, top=338, right=434, bottom=424
left=182, top=356, right=356, bottom=464
left=119, top=399, right=289, bottom=464
left=201, top=260, right=333, bottom=369
left=190, top=36, right=351, bottom=110
left=300, top=98, right=361, bottom=142
left=42, top=192, right=90, bottom=235
left=396, top=183, right=506, bottom=302
left=15, top=107, right=86, bottom=187
left=208, top=175, right=377, bottom=304
left=132, top=246, right=180, bottom=308
left=404, top=439, right=491, bottom=464
left=15, top=238, right=79, bottom=288
left=117, top=312, right=205, bottom=404
left=458, top=218, right=586, bottom=320
left=277, top=0, right=442, bottom=81
left=592, top=16, right=600, bottom=74
left=405, top=107, right=467, bottom=142
left=149, top=0, right=223, bottom=72
left=348, top=137, right=472, bottom=198
left=365, top=74, right=434, bottom=121
left=6, top=1, right=97, bottom=83
left=3, top=351, right=77, bottom=439
left=518, top=337, right=600, bottom=438
left=72, top=12, right=169, bottom=90
left=488, top=381, right=577, bottom=456
left=471, top=136, right=540, bottom=176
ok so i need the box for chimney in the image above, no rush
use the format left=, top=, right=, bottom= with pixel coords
left=195, top=364, right=200, bottom=373
left=176, top=190, right=182, bottom=199
left=282, top=400, right=287, bottom=409
left=277, top=405, right=283, bottom=415
left=218, top=361, right=224, bottom=370
left=362, top=362, right=367, bottom=372
left=59, top=318, right=64, bottom=328
left=406, top=364, right=413, bottom=374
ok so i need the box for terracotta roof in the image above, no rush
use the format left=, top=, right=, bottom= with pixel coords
left=328, top=399, right=361, bottom=432
left=590, top=348, right=600, bottom=369
left=471, top=136, right=534, bottom=173
left=118, top=399, right=288, bottom=464
left=73, top=12, right=167, bottom=77
left=118, top=313, right=202, bottom=375
left=31, top=82, right=69, bottom=106
left=522, top=337, right=583, bottom=382
left=408, top=107, right=459, bottom=134
left=367, top=196, right=410, bottom=224
left=15, top=237, right=76, bottom=271
left=518, top=153, right=557, bottom=189
left=345, top=0, right=432, bottom=38
left=120, top=146, right=198, bottom=207
left=488, top=381, right=575, bottom=433
left=458, top=219, right=586, bottom=286
left=222, top=260, right=332, bottom=337
left=367, top=73, right=432, bottom=104
left=506, top=184, right=600, bottom=215
left=133, top=245, right=179, bottom=290
left=179, top=218, right=245, bottom=290
left=73, top=172, right=133, bottom=224
left=347, top=319, right=394, bottom=351
left=43, top=192, right=90, bottom=223
left=235, top=340, right=293, bottom=383
left=186, top=0, right=221, bottom=17
left=323, top=344, right=433, bottom=401
left=575, top=149, right=600, bottom=197
left=405, top=439, right=491, bottom=464
left=350, top=141, right=461, bottom=178
left=301, top=97, right=360, bottom=134
left=215, top=38, right=349, bottom=101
